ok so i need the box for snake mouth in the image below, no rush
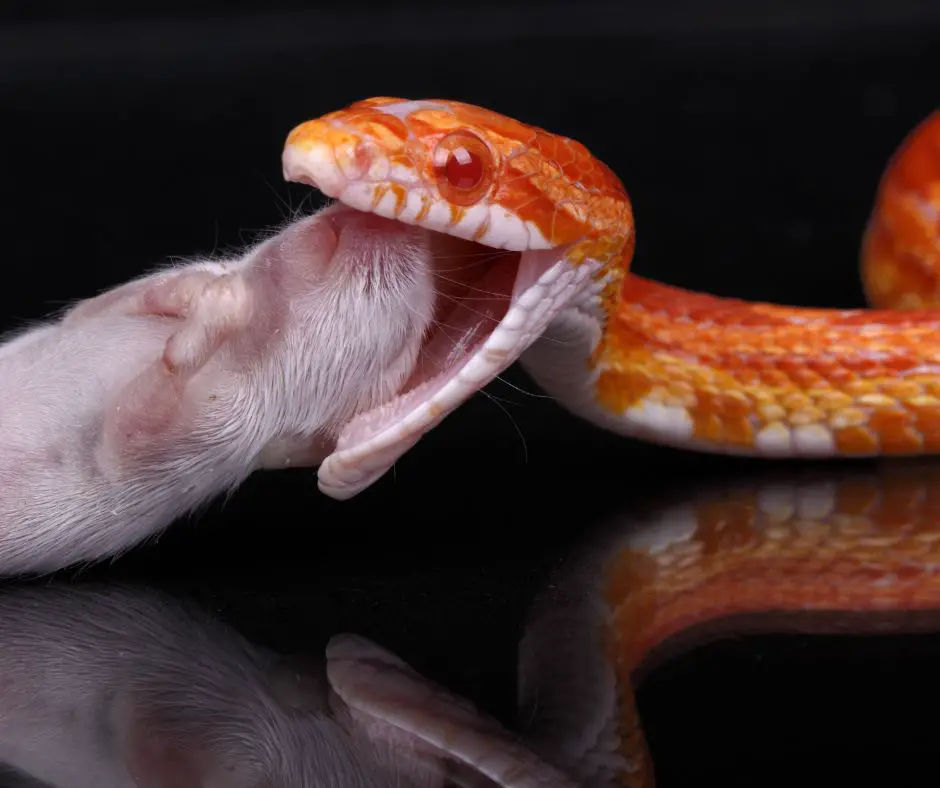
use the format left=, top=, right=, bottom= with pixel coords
left=284, top=154, right=582, bottom=500
left=330, top=229, right=533, bottom=464
left=400, top=231, right=522, bottom=407
left=328, top=221, right=570, bottom=500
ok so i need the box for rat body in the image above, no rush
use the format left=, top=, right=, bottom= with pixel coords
left=0, top=204, right=436, bottom=575
left=0, top=582, right=574, bottom=788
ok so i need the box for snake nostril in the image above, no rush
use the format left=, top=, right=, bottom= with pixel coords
left=354, top=142, right=373, bottom=174
left=336, top=140, right=388, bottom=182
left=292, top=173, right=318, bottom=189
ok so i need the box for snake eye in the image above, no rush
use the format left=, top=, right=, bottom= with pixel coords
left=432, top=131, right=494, bottom=206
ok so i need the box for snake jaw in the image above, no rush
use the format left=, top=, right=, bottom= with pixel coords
left=284, top=144, right=550, bottom=253
left=316, top=248, right=595, bottom=499
left=281, top=100, right=615, bottom=499
left=283, top=125, right=596, bottom=498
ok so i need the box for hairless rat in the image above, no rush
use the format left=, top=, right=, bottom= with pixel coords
left=0, top=202, right=461, bottom=575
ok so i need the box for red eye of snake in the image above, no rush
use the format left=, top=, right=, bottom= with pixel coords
left=446, top=148, right=483, bottom=189
left=433, top=131, right=494, bottom=206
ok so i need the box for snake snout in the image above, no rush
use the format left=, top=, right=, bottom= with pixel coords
left=283, top=134, right=392, bottom=204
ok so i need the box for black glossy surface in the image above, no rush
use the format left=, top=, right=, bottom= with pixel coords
left=2, top=4, right=940, bottom=786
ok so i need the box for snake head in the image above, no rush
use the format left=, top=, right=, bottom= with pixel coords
left=282, top=97, right=633, bottom=499
left=283, top=97, right=631, bottom=250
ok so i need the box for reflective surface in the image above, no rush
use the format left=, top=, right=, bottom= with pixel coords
left=0, top=582, right=572, bottom=787
left=517, top=461, right=940, bottom=787
left=5, top=463, right=940, bottom=786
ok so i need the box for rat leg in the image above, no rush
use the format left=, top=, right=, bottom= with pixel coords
left=158, top=272, right=254, bottom=375
left=102, top=271, right=256, bottom=457
left=63, top=261, right=234, bottom=326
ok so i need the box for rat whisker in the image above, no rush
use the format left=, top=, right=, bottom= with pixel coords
left=492, top=374, right=555, bottom=400
left=478, top=389, right=529, bottom=464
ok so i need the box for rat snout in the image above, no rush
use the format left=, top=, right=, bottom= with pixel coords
left=282, top=208, right=340, bottom=260
left=325, top=203, right=425, bottom=257
left=271, top=204, right=429, bottom=292
left=323, top=203, right=433, bottom=300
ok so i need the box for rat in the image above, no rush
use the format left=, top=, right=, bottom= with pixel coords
left=0, top=581, right=575, bottom=788
left=0, top=202, right=440, bottom=576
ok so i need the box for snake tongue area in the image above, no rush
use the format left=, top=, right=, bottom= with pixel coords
left=407, top=233, right=519, bottom=392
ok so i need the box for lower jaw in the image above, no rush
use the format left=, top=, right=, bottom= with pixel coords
left=329, top=233, right=523, bottom=451
left=319, top=214, right=581, bottom=500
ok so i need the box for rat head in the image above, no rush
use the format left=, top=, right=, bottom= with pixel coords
left=245, top=202, right=437, bottom=451
left=282, top=97, right=634, bottom=499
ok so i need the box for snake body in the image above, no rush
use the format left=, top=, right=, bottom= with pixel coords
left=281, top=98, right=940, bottom=499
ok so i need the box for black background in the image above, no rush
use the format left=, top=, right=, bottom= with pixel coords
left=2, top=2, right=940, bottom=785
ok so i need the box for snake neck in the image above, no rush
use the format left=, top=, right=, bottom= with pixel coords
left=521, top=111, right=940, bottom=462
left=521, top=266, right=940, bottom=459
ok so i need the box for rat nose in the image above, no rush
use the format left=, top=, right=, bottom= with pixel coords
left=321, top=203, right=426, bottom=282
left=325, top=203, right=410, bottom=238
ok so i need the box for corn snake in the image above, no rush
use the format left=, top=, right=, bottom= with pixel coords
left=281, top=98, right=940, bottom=500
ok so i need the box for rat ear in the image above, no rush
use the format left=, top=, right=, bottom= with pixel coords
left=325, top=634, right=578, bottom=788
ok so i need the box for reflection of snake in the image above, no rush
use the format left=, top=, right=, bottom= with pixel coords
left=282, top=99, right=940, bottom=499
left=516, top=463, right=940, bottom=788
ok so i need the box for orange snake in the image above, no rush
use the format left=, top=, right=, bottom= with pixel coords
left=281, top=99, right=940, bottom=499
left=516, top=462, right=940, bottom=787
left=277, top=102, right=940, bottom=785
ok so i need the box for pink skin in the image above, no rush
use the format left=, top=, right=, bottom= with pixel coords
left=0, top=583, right=576, bottom=788
left=0, top=203, right=453, bottom=576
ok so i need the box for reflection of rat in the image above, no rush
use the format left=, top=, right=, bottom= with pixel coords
left=0, top=203, right=436, bottom=576
left=0, top=582, right=575, bottom=788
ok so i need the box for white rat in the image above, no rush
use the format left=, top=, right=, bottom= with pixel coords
left=0, top=582, right=576, bottom=788
left=0, top=202, right=449, bottom=576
